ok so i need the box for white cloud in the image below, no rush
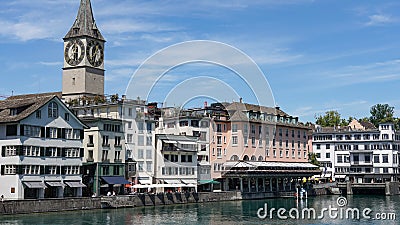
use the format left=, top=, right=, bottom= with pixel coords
left=365, top=14, right=394, bottom=26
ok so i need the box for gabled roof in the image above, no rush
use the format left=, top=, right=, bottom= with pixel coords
left=0, top=92, right=61, bottom=123
left=359, top=120, right=376, bottom=130
left=0, top=92, right=87, bottom=128
left=64, top=0, right=105, bottom=41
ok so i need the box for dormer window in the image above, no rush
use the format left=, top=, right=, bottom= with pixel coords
left=10, top=108, right=18, bottom=116
left=48, top=102, right=58, bottom=118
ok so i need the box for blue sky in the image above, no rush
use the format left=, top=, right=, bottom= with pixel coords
left=1, top=0, right=400, bottom=123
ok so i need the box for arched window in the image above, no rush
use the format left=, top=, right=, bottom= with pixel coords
left=243, top=155, right=249, bottom=161
left=230, top=155, right=239, bottom=161
left=251, top=155, right=257, bottom=161
left=258, top=156, right=263, bottom=161
left=48, top=102, right=58, bottom=118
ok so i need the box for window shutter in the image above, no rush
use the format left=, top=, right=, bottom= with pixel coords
left=41, top=127, right=45, bottom=138
left=20, top=125, right=24, bottom=136
left=61, top=128, right=66, bottom=139
left=1, top=146, right=5, bottom=157
left=46, top=128, right=50, bottom=138
left=57, top=128, right=62, bottom=138
left=80, top=130, right=84, bottom=140
left=61, top=166, right=65, bottom=175
left=40, top=147, right=45, bottom=157
left=17, top=146, right=23, bottom=156
left=1, top=165, right=4, bottom=175
left=40, top=165, right=45, bottom=175
left=17, top=165, right=23, bottom=175
left=80, top=148, right=84, bottom=158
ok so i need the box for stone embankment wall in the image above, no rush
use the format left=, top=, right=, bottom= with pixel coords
left=0, top=191, right=303, bottom=215
left=0, top=198, right=101, bottom=215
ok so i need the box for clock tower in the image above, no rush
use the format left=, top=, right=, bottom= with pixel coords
left=62, top=0, right=105, bottom=101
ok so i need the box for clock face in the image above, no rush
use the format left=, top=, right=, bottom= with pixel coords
left=86, top=40, right=104, bottom=67
left=65, top=39, right=85, bottom=66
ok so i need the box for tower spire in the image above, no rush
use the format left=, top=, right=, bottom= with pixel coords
left=64, top=0, right=105, bottom=41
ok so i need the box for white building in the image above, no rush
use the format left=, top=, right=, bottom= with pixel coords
left=0, top=93, right=86, bottom=200
left=312, top=120, right=400, bottom=183
left=158, top=107, right=211, bottom=183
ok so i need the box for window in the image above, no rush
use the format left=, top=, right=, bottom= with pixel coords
left=217, top=148, right=222, bottom=158
left=102, top=150, right=108, bottom=161
left=251, top=125, right=256, bottom=134
left=102, top=135, right=109, bottom=146
left=232, top=136, right=238, bottom=145
left=217, top=124, right=222, bottom=132
left=326, top=144, right=330, bottom=149
left=146, top=149, right=152, bottom=159
left=383, top=154, right=389, bottom=163
left=64, top=113, right=70, bottom=121
left=138, top=136, right=144, bottom=146
left=48, top=102, right=58, bottom=118
left=127, top=134, right=133, bottom=143
left=102, top=165, right=109, bottom=175
left=217, top=136, right=222, bottom=145
left=326, top=153, right=330, bottom=158
left=383, top=168, right=389, bottom=173
left=138, top=149, right=144, bottom=159
left=128, top=122, right=132, bottom=129
left=146, top=162, right=152, bottom=172
left=47, top=147, right=58, bottom=157
left=138, top=162, right=144, bottom=172
left=6, top=125, right=18, bottom=136
left=365, top=155, right=371, bottom=163
left=114, top=151, right=121, bottom=161
left=337, top=155, right=343, bottom=163
left=65, top=148, right=79, bottom=157
left=88, top=135, right=94, bottom=145
left=36, top=110, right=41, bottom=119
left=4, top=165, right=16, bottom=175
left=115, top=136, right=121, bottom=146
left=251, top=137, right=256, bottom=146
left=49, top=127, right=58, bottom=139
left=316, top=144, right=321, bottom=150
left=64, top=129, right=73, bottom=139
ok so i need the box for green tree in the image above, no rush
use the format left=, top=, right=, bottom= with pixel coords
left=315, top=110, right=347, bottom=127
left=308, top=153, right=320, bottom=166
left=369, top=104, right=395, bottom=126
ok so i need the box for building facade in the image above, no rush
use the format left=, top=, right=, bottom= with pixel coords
left=0, top=93, right=86, bottom=200
left=312, top=120, right=400, bottom=183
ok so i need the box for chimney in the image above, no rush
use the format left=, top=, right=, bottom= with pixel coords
left=204, top=101, right=208, bottom=108
left=239, top=98, right=243, bottom=103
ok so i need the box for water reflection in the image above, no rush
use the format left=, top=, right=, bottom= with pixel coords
left=0, top=196, right=398, bottom=225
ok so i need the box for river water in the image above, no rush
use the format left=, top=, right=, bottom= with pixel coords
left=0, top=195, right=398, bottom=224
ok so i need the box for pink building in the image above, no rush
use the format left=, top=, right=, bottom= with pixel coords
left=208, top=102, right=318, bottom=193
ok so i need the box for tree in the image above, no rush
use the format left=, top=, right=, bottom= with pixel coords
left=369, top=104, right=395, bottom=127
left=315, top=110, right=347, bottom=127
left=308, top=153, right=320, bottom=166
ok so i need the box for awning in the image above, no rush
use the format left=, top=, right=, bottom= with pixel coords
left=164, top=179, right=181, bottom=184
left=139, top=179, right=152, bottom=185
left=101, top=176, right=130, bottom=185
left=163, top=140, right=177, bottom=144
left=181, top=179, right=197, bottom=185
left=24, top=182, right=46, bottom=189
left=65, top=181, right=86, bottom=188
left=199, top=180, right=220, bottom=185
left=46, top=181, right=65, bottom=187
left=178, top=141, right=196, bottom=145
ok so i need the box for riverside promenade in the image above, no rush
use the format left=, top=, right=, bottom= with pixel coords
left=0, top=191, right=297, bottom=215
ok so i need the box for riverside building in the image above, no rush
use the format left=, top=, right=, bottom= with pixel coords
left=0, top=93, right=87, bottom=200
left=312, top=119, right=400, bottom=183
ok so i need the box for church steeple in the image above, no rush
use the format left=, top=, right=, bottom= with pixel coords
left=62, top=0, right=105, bottom=102
left=64, top=0, right=105, bottom=41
